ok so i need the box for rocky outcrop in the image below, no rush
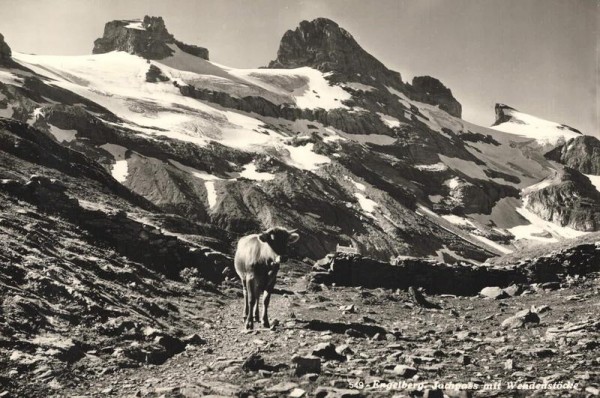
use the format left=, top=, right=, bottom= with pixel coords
left=545, top=135, right=600, bottom=175
left=267, top=18, right=402, bottom=88
left=492, top=103, right=518, bottom=126
left=0, top=33, right=11, bottom=63
left=92, top=16, right=208, bottom=60
left=407, top=76, right=462, bottom=118
left=524, top=167, right=600, bottom=231
left=311, top=245, right=600, bottom=294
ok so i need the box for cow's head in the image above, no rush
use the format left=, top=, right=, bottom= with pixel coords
left=259, top=227, right=300, bottom=263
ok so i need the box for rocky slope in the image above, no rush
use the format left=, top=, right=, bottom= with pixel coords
left=523, top=167, right=600, bottom=231
left=545, top=135, right=600, bottom=175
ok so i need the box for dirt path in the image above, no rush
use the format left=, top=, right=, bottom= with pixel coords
left=58, top=264, right=599, bottom=397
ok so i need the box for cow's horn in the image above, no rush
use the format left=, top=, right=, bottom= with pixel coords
left=288, top=228, right=298, bottom=234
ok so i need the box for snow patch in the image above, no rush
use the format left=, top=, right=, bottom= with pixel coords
left=470, top=234, right=513, bottom=254
left=168, top=159, right=222, bottom=180
left=508, top=206, right=588, bottom=242
left=239, top=162, right=275, bottom=181
left=415, top=162, right=448, bottom=172
left=48, top=125, right=77, bottom=143
left=355, top=192, right=378, bottom=213
left=205, top=181, right=217, bottom=208
left=377, top=112, right=401, bottom=128
left=284, top=143, right=330, bottom=170
left=100, top=143, right=129, bottom=183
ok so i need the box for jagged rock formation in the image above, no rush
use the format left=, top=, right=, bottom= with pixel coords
left=545, top=135, right=600, bottom=175
left=267, top=18, right=402, bottom=88
left=492, top=103, right=518, bottom=126
left=407, top=76, right=462, bottom=118
left=524, top=167, right=600, bottom=231
left=92, top=16, right=208, bottom=60
left=0, top=33, right=11, bottom=63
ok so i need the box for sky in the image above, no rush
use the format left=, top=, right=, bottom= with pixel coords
left=1, top=0, right=597, bottom=135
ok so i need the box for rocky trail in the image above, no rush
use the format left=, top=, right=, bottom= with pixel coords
left=28, top=261, right=599, bottom=398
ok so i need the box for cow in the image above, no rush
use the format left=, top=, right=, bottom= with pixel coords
left=234, top=227, right=300, bottom=330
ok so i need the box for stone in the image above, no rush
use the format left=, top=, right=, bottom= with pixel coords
left=182, top=334, right=206, bottom=346
left=423, top=389, right=444, bottom=398
left=393, top=365, right=417, bottom=378
left=312, top=343, right=346, bottom=361
left=501, top=310, right=540, bottom=329
left=503, top=284, right=523, bottom=297
left=292, top=356, right=321, bottom=376
left=313, top=387, right=362, bottom=397
left=480, top=286, right=508, bottom=300
left=266, top=382, right=299, bottom=393
left=289, top=388, right=307, bottom=397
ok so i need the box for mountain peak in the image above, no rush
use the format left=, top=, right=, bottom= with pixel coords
left=492, top=103, right=582, bottom=145
left=0, top=33, right=12, bottom=63
left=92, top=15, right=209, bottom=60
left=268, top=18, right=402, bottom=87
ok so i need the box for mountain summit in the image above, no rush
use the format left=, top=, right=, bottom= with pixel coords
left=92, top=16, right=209, bottom=60
left=268, top=18, right=402, bottom=88
left=492, top=103, right=582, bottom=146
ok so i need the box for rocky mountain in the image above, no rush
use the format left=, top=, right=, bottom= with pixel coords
left=492, top=103, right=582, bottom=147
left=0, top=15, right=598, bottom=262
left=545, top=135, right=600, bottom=175
left=93, top=16, right=209, bottom=60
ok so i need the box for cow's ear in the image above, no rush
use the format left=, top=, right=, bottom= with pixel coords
left=259, top=232, right=269, bottom=242
left=289, top=232, right=300, bottom=244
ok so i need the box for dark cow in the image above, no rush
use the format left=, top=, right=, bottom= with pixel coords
left=234, top=227, right=299, bottom=329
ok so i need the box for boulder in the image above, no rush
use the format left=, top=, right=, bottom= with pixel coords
left=311, top=343, right=346, bottom=361
left=501, top=309, right=540, bottom=329
left=479, top=286, right=508, bottom=300
left=292, top=355, right=321, bottom=376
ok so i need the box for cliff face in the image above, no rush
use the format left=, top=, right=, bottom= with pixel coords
left=0, top=33, right=11, bottom=63
left=524, top=168, right=600, bottom=231
left=408, top=76, right=462, bottom=118
left=92, top=16, right=208, bottom=60
left=545, top=135, right=600, bottom=175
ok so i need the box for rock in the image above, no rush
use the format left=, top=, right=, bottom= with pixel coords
left=528, top=348, right=557, bottom=358
left=344, top=329, right=366, bottom=338
left=480, top=286, right=508, bottom=300
left=505, top=359, right=514, bottom=370
left=268, top=18, right=402, bottom=88
left=531, top=305, right=551, bottom=314
left=501, top=309, right=540, bottom=329
left=393, top=365, right=417, bottom=378
left=545, top=135, right=600, bottom=174
left=503, top=284, right=523, bottom=297
left=266, top=382, right=299, bottom=393
left=335, top=344, right=354, bottom=356
left=182, top=334, right=206, bottom=346
left=410, top=76, right=462, bottom=118
left=292, top=355, right=321, bottom=376
left=0, top=33, right=11, bottom=63
left=93, top=16, right=208, bottom=60
left=339, top=304, right=356, bottom=313
left=523, top=168, right=600, bottom=232
left=289, top=388, right=307, bottom=398
left=311, top=343, right=346, bottom=361
left=423, top=389, right=444, bottom=398
left=457, top=355, right=471, bottom=366
left=313, top=387, right=362, bottom=397
left=146, top=64, right=170, bottom=83
left=242, top=353, right=266, bottom=372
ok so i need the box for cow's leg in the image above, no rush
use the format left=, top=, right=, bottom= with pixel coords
left=261, top=290, right=272, bottom=328
left=242, top=279, right=249, bottom=321
left=245, top=278, right=255, bottom=330
left=253, top=288, right=261, bottom=322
